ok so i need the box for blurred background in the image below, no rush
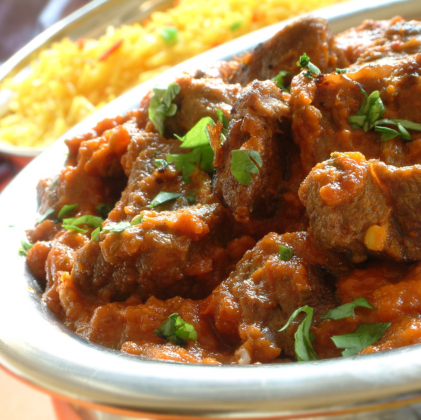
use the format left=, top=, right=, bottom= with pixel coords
left=0, top=0, right=90, bottom=192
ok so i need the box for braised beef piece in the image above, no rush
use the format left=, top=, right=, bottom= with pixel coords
left=60, top=126, right=252, bottom=302
left=213, top=80, right=293, bottom=222
left=290, top=53, right=421, bottom=176
left=334, top=16, right=421, bottom=67
left=205, top=232, right=349, bottom=363
left=193, top=60, right=240, bottom=83
left=300, top=152, right=421, bottom=263
left=231, top=17, right=340, bottom=86
left=164, top=74, right=242, bottom=138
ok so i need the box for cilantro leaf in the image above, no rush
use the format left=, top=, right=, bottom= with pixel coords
left=272, top=70, right=293, bottom=92
left=37, top=208, right=54, bottom=224
left=154, top=159, right=169, bottom=169
left=102, top=215, right=143, bottom=233
left=176, top=116, right=214, bottom=148
left=63, top=215, right=104, bottom=229
left=18, top=240, right=33, bottom=257
left=148, top=83, right=181, bottom=136
left=230, top=150, right=262, bottom=186
left=160, top=27, right=179, bottom=46
left=167, top=145, right=214, bottom=183
left=279, top=245, right=294, bottom=261
left=153, top=313, right=197, bottom=347
left=91, top=227, right=101, bottom=242
left=297, top=53, right=321, bottom=79
left=322, top=297, right=375, bottom=321
left=216, top=109, right=229, bottom=139
left=57, top=203, right=78, bottom=220
left=95, top=203, right=113, bottom=219
left=331, top=323, right=391, bottom=357
left=187, top=194, right=196, bottom=204
left=149, top=191, right=182, bottom=208
left=279, top=305, right=318, bottom=362
left=102, top=221, right=131, bottom=233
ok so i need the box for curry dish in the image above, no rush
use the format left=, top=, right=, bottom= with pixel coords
left=25, top=16, right=421, bottom=364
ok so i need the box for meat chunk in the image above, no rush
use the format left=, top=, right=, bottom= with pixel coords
left=205, top=232, right=349, bottom=364
left=299, top=152, right=421, bottom=263
left=213, top=80, right=293, bottom=221
left=164, top=74, right=242, bottom=138
left=334, top=17, right=421, bottom=67
left=231, top=17, right=338, bottom=86
left=291, top=53, right=421, bottom=176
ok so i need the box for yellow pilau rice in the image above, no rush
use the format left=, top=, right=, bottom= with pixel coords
left=0, top=0, right=345, bottom=148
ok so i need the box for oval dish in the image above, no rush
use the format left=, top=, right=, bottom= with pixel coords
left=2, top=0, right=421, bottom=418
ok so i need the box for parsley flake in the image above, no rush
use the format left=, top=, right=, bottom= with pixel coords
left=149, top=191, right=182, bottom=208
left=148, top=83, right=181, bottom=136
left=272, top=70, right=293, bottom=92
left=297, top=53, right=321, bottom=79
left=187, top=194, right=196, bottom=204
left=322, top=297, right=375, bottom=321
left=18, top=240, right=33, bottom=257
left=160, top=27, right=179, bottom=46
left=167, top=117, right=216, bottom=182
left=279, top=245, right=294, bottom=261
left=37, top=208, right=54, bottom=224
left=62, top=215, right=104, bottom=233
left=95, top=203, right=113, bottom=219
left=331, top=323, right=391, bottom=357
left=91, top=227, right=101, bottom=242
left=279, top=305, right=318, bottom=362
left=336, top=68, right=347, bottom=74
left=153, top=313, right=197, bottom=347
left=57, top=203, right=78, bottom=220
left=230, top=150, right=262, bottom=186
left=102, top=215, right=144, bottom=233
left=154, top=159, right=169, bottom=169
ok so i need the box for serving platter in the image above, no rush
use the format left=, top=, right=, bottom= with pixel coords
left=2, top=0, right=421, bottom=419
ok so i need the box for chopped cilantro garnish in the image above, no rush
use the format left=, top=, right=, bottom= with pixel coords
left=230, top=150, right=262, bottom=186
left=91, top=227, right=101, bottom=242
left=57, top=203, right=78, bottom=220
left=148, top=83, right=181, bottom=136
left=279, top=245, right=294, bottom=261
left=102, top=215, right=144, bottom=233
left=154, top=159, right=169, bottom=169
left=160, top=27, right=179, bottom=46
left=187, top=194, right=196, bottom=204
left=49, top=176, right=58, bottom=189
left=37, top=208, right=54, bottom=224
left=279, top=305, right=318, bottom=362
left=18, top=240, right=33, bottom=257
left=216, top=109, right=229, bottom=139
left=331, top=323, right=391, bottom=357
left=297, top=53, right=321, bottom=79
left=230, top=21, right=242, bottom=31
left=336, top=68, right=347, bottom=74
left=322, top=297, right=375, bottom=321
left=272, top=70, right=293, bottom=92
left=176, top=116, right=214, bottom=148
left=62, top=215, right=104, bottom=233
left=149, top=191, right=182, bottom=208
left=167, top=117, right=216, bottom=182
left=348, top=88, right=421, bottom=141
left=153, top=313, right=197, bottom=347
left=95, top=203, right=113, bottom=219
left=62, top=224, right=87, bottom=233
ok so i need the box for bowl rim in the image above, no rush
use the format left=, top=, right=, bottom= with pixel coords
left=1, top=0, right=421, bottom=418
